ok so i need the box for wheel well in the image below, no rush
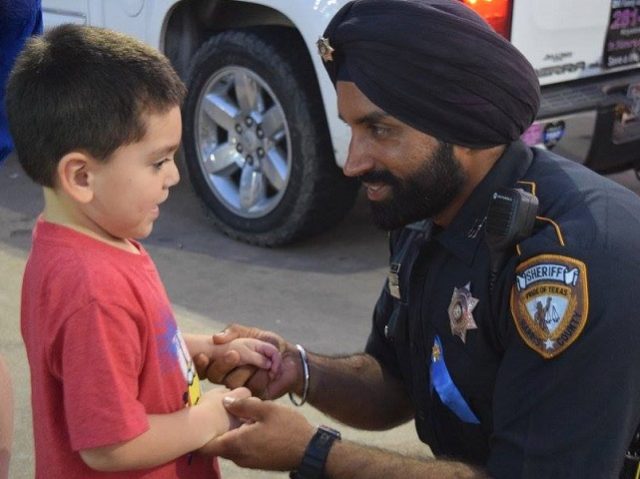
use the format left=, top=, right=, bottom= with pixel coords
left=164, top=0, right=334, bottom=177
left=164, top=0, right=303, bottom=79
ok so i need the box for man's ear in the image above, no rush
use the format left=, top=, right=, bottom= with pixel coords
left=452, top=144, right=471, bottom=158
left=453, top=144, right=506, bottom=172
left=452, top=144, right=476, bottom=174
left=56, top=152, right=97, bottom=204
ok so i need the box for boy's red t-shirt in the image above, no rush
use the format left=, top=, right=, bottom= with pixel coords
left=21, top=219, right=220, bottom=478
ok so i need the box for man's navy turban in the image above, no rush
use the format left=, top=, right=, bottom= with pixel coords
left=321, top=0, right=541, bottom=148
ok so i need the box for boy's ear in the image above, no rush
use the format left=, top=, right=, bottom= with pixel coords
left=56, top=151, right=98, bottom=203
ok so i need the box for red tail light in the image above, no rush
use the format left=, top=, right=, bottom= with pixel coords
left=460, top=0, right=513, bottom=39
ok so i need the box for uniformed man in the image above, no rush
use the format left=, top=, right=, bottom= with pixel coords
left=196, top=1, right=640, bottom=477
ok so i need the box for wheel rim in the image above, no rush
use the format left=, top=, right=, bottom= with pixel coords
left=194, top=66, right=292, bottom=219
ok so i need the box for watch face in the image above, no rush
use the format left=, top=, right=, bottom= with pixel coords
left=317, top=431, right=336, bottom=448
left=318, top=425, right=342, bottom=440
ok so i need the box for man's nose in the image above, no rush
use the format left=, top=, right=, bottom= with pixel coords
left=343, top=137, right=374, bottom=178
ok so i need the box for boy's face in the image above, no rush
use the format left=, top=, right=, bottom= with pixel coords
left=85, top=106, right=181, bottom=240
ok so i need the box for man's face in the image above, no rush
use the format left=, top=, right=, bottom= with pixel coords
left=337, top=81, right=466, bottom=230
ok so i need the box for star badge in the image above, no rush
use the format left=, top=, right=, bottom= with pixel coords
left=448, top=282, right=479, bottom=344
left=317, top=37, right=335, bottom=62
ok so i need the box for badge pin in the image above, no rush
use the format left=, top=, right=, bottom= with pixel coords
left=431, top=341, right=441, bottom=363
left=317, top=37, right=335, bottom=62
left=447, top=282, right=479, bottom=343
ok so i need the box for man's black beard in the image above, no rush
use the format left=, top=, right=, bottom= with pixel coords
left=361, top=142, right=467, bottom=231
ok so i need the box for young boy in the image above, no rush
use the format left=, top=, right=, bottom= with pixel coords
left=6, top=25, right=280, bottom=477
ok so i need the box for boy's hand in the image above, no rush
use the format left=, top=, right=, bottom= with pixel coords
left=197, top=386, right=251, bottom=438
left=224, top=337, right=282, bottom=379
left=194, top=324, right=301, bottom=400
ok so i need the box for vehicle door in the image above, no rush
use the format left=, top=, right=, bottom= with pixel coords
left=42, top=0, right=89, bottom=28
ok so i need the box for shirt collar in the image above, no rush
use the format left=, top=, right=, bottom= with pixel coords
left=434, top=140, right=534, bottom=266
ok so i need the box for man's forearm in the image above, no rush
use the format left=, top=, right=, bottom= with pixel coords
left=305, top=352, right=413, bottom=430
left=326, top=440, right=489, bottom=479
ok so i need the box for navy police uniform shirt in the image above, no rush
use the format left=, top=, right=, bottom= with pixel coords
left=365, top=140, right=640, bottom=478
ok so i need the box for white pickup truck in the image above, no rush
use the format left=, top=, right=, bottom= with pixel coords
left=42, top=0, right=640, bottom=245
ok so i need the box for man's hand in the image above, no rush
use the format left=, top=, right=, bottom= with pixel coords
left=200, top=397, right=315, bottom=470
left=193, top=324, right=301, bottom=399
left=202, top=397, right=489, bottom=479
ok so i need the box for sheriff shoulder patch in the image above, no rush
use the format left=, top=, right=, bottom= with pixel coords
left=510, top=254, right=589, bottom=359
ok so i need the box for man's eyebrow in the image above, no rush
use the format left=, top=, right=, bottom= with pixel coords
left=339, top=110, right=390, bottom=125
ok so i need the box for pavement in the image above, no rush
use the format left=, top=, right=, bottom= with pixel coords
left=2, top=149, right=639, bottom=478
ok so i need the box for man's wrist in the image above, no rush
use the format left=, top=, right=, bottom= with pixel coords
left=283, top=343, right=304, bottom=397
left=289, top=344, right=310, bottom=406
left=290, top=425, right=341, bottom=479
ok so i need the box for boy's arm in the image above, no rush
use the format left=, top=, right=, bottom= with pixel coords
left=79, top=386, right=249, bottom=472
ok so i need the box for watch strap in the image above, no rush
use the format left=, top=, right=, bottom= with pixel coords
left=290, top=425, right=341, bottom=479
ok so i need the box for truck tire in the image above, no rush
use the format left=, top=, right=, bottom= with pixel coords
left=182, top=28, right=358, bottom=246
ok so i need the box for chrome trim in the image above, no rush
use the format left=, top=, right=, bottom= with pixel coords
left=42, top=7, right=87, bottom=20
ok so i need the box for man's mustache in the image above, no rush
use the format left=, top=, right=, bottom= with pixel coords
left=358, top=169, right=399, bottom=186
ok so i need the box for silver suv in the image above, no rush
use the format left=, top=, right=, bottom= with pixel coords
left=42, top=0, right=640, bottom=245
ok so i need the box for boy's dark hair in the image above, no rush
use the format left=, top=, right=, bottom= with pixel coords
left=5, top=24, right=186, bottom=187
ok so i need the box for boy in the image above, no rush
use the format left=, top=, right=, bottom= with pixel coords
left=6, top=25, right=280, bottom=477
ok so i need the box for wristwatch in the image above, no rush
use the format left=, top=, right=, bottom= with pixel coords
left=289, top=425, right=342, bottom=479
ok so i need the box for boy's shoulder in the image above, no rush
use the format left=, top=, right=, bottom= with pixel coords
left=23, top=220, right=163, bottom=336
left=27, top=219, right=154, bottom=297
